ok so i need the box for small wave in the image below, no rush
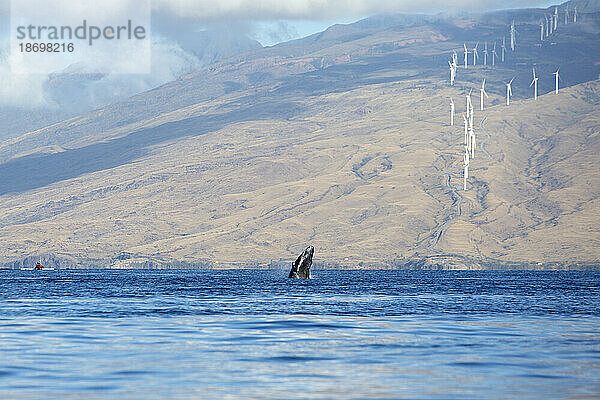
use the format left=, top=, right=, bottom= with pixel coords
left=231, top=319, right=359, bottom=330
left=238, top=355, right=336, bottom=363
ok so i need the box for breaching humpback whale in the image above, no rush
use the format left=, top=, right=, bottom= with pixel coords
left=288, top=246, right=314, bottom=279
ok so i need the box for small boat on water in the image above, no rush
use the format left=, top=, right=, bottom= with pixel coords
left=24, top=262, right=54, bottom=271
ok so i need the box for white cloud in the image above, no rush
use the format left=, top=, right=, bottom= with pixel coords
left=0, top=35, right=200, bottom=109
left=0, top=51, right=48, bottom=107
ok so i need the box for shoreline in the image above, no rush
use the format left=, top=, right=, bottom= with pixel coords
left=3, top=253, right=599, bottom=271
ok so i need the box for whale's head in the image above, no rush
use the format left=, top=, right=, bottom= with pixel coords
left=304, top=246, right=314, bottom=258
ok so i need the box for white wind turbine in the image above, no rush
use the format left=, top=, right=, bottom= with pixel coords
left=554, top=7, right=558, bottom=30
left=505, top=77, right=514, bottom=106
left=480, top=79, right=489, bottom=111
left=553, top=68, right=560, bottom=94
left=501, top=37, right=506, bottom=62
left=463, top=114, right=469, bottom=147
left=510, top=21, right=516, bottom=51
left=464, top=91, right=473, bottom=154
left=463, top=146, right=470, bottom=190
left=492, top=41, right=498, bottom=66
left=468, top=90, right=475, bottom=158
left=483, top=42, right=488, bottom=65
left=450, top=98, right=455, bottom=126
left=470, top=125, right=476, bottom=158
left=463, top=43, right=469, bottom=68
left=549, top=14, right=554, bottom=34
left=545, top=15, right=549, bottom=37
left=574, top=7, right=577, bottom=23
left=530, top=67, right=539, bottom=100
left=466, top=89, right=472, bottom=121
left=469, top=91, right=474, bottom=131
left=465, top=100, right=475, bottom=159
left=452, top=50, right=458, bottom=67
left=468, top=95, right=475, bottom=158
left=540, top=20, right=545, bottom=41
left=448, top=60, right=456, bottom=86
left=472, top=42, right=479, bottom=66
left=565, top=6, right=569, bottom=25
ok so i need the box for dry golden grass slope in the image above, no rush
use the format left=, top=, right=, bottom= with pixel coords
left=1, top=74, right=599, bottom=268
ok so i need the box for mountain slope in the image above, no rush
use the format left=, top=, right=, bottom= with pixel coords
left=1, top=5, right=600, bottom=269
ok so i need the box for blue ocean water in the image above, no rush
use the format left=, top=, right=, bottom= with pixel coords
left=1, top=269, right=599, bottom=399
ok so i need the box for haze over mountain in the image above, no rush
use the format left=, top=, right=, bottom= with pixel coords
left=0, top=22, right=263, bottom=142
left=1, top=1, right=599, bottom=269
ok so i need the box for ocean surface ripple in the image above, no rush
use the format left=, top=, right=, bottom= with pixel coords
left=1, top=269, right=599, bottom=399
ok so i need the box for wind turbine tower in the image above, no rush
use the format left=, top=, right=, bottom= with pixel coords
left=448, top=61, right=456, bottom=86
left=464, top=91, right=474, bottom=154
left=540, top=20, right=544, bottom=41
left=553, top=68, right=560, bottom=94
left=464, top=146, right=470, bottom=190
left=574, top=7, right=577, bottom=23
left=468, top=92, right=475, bottom=158
left=510, top=21, right=516, bottom=51
left=470, top=127, right=476, bottom=159
left=463, top=43, right=469, bottom=68
left=565, top=6, right=569, bottom=25
left=492, top=41, right=497, bottom=66
left=467, top=89, right=474, bottom=131
left=483, top=42, right=488, bottom=65
left=530, top=67, right=539, bottom=100
left=450, top=98, right=455, bottom=126
left=467, top=103, right=475, bottom=159
left=545, top=15, right=549, bottom=37
left=501, top=37, right=506, bottom=62
left=554, top=7, right=558, bottom=30
left=480, top=79, right=489, bottom=111
left=452, top=50, right=458, bottom=67
left=466, top=90, right=472, bottom=121
left=505, top=78, right=514, bottom=106
left=463, top=114, right=469, bottom=147
left=472, top=42, right=479, bottom=66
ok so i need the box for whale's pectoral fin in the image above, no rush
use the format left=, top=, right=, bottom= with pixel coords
left=288, top=253, right=302, bottom=278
